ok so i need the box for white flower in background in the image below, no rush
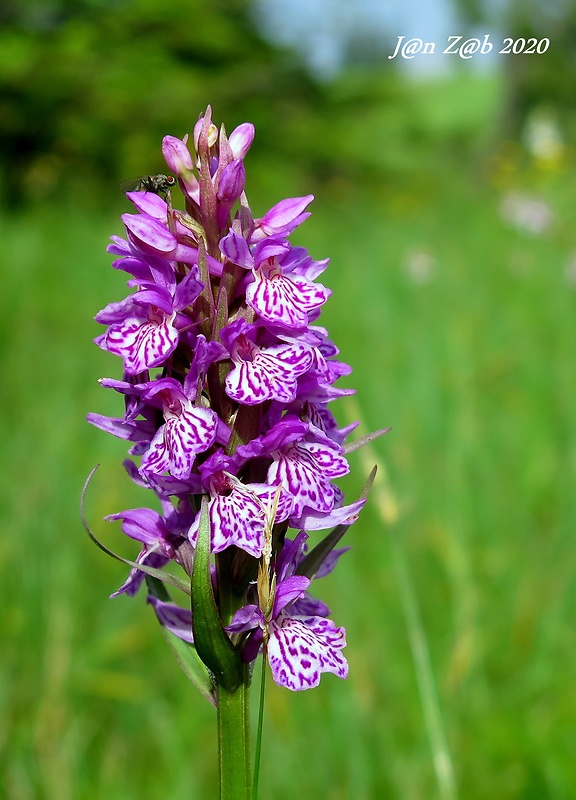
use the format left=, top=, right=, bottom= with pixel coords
left=403, top=247, right=436, bottom=284
left=500, top=193, right=553, bottom=236
left=523, top=107, right=564, bottom=164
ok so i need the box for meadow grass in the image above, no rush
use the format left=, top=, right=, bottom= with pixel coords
left=1, top=142, right=576, bottom=799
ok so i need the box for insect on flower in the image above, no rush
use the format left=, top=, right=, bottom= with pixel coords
left=121, top=173, right=177, bottom=196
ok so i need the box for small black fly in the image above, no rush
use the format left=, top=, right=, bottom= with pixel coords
left=121, top=174, right=177, bottom=196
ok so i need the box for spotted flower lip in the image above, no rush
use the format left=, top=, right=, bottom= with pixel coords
left=227, top=533, right=349, bottom=691
left=137, top=378, right=220, bottom=480
left=268, top=438, right=350, bottom=519
left=95, top=261, right=204, bottom=375
left=187, top=472, right=293, bottom=557
left=89, top=107, right=381, bottom=694
left=246, top=255, right=331, bottom=329
left=267, top=614, right=348, bottom=691
left=221, top=320, right=314, bottom=406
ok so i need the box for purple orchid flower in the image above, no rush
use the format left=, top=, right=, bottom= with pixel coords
left=88, top=107, right=382, bottom=705
left=220, top=236, right=330, bottom=329
left=220, top=319, right=313, bottom=406
left=227, top=539, right=349, bottom=691
left=187, top=470, right=293, bottom=557
left=106, top=498, right=192, bottom=596
left=95, top=262, right=203, bottom=375
left=137, top=378, right=221, bottom=480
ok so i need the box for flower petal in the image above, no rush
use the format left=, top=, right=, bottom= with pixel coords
left=141, top=407, right=219, bottom=479
left=226, top=343, right=312, bottom=406
left=247, top=263, right=330, bottom=328
left=267, top=614, right=348, bottom=691
left=102, top=312, right=179, bottom=374
left=147, top=596, right=194, bottom=643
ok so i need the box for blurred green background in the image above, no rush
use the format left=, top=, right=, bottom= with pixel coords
left=2, top=0, right=576, bottom=797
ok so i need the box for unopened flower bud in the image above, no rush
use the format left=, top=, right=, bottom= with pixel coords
left=217, top=159, right=246, bottom=204
left=229, top=123, right=255, bottom=160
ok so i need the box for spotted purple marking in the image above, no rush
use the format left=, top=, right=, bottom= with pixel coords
left=140, top=406, right=218, bottom=479
left=268, top=441, right=349, bottom=518
left=226, top=341, right=313, bottom=406
left=103, top=310, right=179, bottom=375
left=267, top=613, right=348, bottom=691
left=247, top=260, right=330, bottom=328
left=188, top=475, right=293, bottom=556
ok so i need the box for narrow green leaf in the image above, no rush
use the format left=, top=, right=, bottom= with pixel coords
left=296, top=526, right=345, bottom=580
left=161, top=630, right=216, bottom=705
left=343, top=427, right=391, bottom=455
left=192, top=497, right=243, bottom=691
left=213, top=283, right=229, bottom=339
left=86, top=526, right=192, bottom=595
left=146, top=577, right=216, bottom=706
left=297, top=466, right=378, bottom=579
left=80, top=465, right=191, bottom=595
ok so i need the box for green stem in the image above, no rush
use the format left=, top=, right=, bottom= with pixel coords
left=217, top=668, right=252, bottom=800
left=252, top=650, right=267, bottom=800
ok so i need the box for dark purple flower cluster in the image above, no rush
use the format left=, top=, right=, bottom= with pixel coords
left=88, top=108, right=368, bottom=691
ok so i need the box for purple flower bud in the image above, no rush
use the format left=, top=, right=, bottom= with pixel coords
left=162, top=134, right=194, bottom=173
left=161, top=135, right=199, bottom=201
left=228, top=122, right=255, bottom=159
left=193, top=110, right=218, bottom=152
left=217, top=159, right=246, bottom=204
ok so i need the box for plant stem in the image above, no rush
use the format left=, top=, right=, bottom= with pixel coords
left=217, top=668, right=252, bottom=800
left=252, top=650, right=267, bottom=800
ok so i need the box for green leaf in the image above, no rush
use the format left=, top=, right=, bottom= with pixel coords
left=146, top=577, right=216, bottom=706
left=86, top=526, right=192, bottom=596
left=80, top=465, right=191, bottom=595
left=343, top=427, right=391, bottom=455
left=191, top=497, right=243, bottom=691
left=297, top=466, right=378, bottom=579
